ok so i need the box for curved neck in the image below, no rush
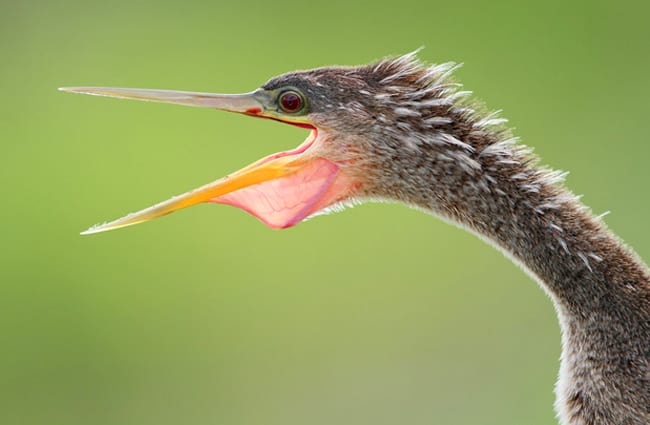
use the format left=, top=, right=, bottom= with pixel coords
left=373, top=126, right=650, bottom=318
left=383, top=138, right=650, bottom=424
left=472, top=184, right=648, bottom=317
left=351, top=54, right=650, bottom=423
left=368, top=114, right=650, bottom=419
left=451, top=172, right=650, bottom=423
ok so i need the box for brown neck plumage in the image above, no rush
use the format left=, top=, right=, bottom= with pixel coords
left=367, top=86, right=650, bottom=423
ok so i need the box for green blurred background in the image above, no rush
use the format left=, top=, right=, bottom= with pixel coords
left=2, top=0, right=648, bottom=424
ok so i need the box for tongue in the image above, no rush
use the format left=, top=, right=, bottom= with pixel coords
left=209, top=157, right=339, bottom=229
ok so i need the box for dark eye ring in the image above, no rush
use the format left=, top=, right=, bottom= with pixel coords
left=278, top=91, right=304, bottom=113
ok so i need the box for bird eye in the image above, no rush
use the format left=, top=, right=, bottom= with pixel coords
left=278, top=91, right=304, bottom=113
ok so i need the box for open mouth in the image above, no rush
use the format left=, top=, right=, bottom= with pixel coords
left=59, top=86, right=349, bottom=234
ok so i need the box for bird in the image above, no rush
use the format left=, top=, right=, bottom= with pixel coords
left=60, top=52, right=650, bottom=425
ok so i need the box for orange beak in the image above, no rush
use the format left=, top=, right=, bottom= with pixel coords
left=59, top=87, right=352, bottom=234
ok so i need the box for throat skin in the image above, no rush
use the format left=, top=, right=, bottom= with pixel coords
left=366, top=129, right=650, bottom=424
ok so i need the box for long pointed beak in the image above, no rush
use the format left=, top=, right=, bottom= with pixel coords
left=58, top=87, right=268, bottom=113
left=62, top=85, right=355, bottom=234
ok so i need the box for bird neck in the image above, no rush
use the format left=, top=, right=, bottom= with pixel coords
left=379, top=137, right=650, bottom=422
left=466, top=183, right=648, bottom=316
left=354, top=54, right=650, bottom=423
left=373, top=125, right=650, bottom=421
left=403, top=145, right=650, bottom=319
left=455, top=172, right=650, bottom=424
left=371, top=121, right=650, bottom=342
left=373, top=124, right=650, bottom=317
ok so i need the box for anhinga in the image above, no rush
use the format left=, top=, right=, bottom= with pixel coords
left=60, top=53, right=650, bottom=425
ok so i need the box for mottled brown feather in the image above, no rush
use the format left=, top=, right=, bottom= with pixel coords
left=263, top=53, right=650, bottom=424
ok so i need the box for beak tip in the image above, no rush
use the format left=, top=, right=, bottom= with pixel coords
left=60, top=87, right=89, bottom=95
left=80, top=223, right=106, bottom=235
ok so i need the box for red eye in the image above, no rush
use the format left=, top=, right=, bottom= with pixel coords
left=279, top=91, right=303, bottom=113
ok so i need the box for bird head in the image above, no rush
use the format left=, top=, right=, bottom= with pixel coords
left=61, top=53, right=479, bottom=234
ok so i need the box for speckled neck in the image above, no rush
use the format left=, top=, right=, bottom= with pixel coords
left=368, top=94, right=650, bottom=425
